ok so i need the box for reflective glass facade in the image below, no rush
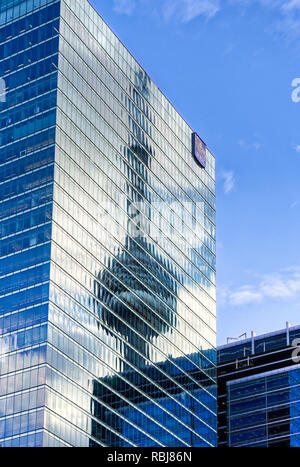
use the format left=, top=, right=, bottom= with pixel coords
left=218, top=325, right=300, bottom=447
left=0, top=0, right=217, bottom=447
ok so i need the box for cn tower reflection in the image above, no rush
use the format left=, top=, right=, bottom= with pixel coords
left=95, top=138, right=178, bottom=368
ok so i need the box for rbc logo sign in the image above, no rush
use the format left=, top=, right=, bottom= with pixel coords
left=192, top=132, right=206, bottom=168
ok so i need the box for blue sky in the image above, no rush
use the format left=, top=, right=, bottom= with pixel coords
left=90, top=0, right=300, bottom=344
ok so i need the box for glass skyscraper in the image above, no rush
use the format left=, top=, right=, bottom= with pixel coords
left=218, top=324, right=300, bottom=447
left=0, top=0, right=217, bottom=447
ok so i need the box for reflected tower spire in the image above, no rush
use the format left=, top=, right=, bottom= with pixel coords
left=95, top=73, right=178, bottom=368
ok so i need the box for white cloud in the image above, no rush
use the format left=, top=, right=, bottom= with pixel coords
left=296, top=145, right=300, bottom=152
left=280, top=0, right=300, bottom=13
left=220, top=170, right=235, bottom=194
left=162, top=0, right=220, bottom=23
left=113, top=0, right=300, bottom=23
left=229, top=289, right=263, bottom=306
left=113, top=0, right=136, bottom=15
left=232, top=0, right=300, bottom=39
left=231, top=0, right=300, bottom=10
left=237, top=139, right=246, bottom=147
left=111, top=0, right=300, bottom=41
left=113, top=0, right=220, bottom=22
left=238, top=139, right=261, bottom=150
left=260, top=274, right=298, bottom=298
left=220, top=268, right=300, bottom=307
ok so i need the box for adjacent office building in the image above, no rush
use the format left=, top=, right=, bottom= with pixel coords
left=218, top=324, right=300, bottom=447
left=0, top=0, right=217, bottom=447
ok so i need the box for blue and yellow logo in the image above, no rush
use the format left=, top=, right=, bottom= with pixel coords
left=192, top=133, right=206, bottom=168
